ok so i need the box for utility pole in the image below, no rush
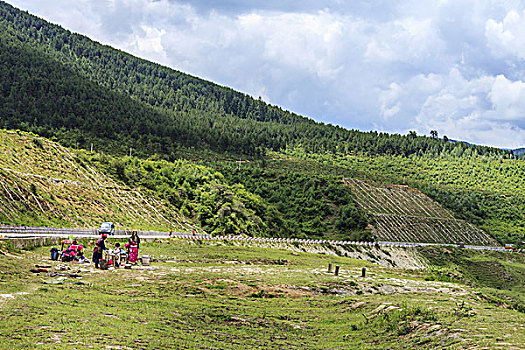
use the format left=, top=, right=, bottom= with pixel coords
left=129, top=148, right=132, bottom=157
left=90, top=143, right=93, bottom=152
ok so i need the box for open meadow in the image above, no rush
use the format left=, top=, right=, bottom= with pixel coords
left=0, top=239, right=523, bottom=349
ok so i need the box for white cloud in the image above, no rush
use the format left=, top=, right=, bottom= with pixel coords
left=378, top=68, right=525, bottom=148
left=137, top=25, right=166, bottom=53
left=489, top=75, right=525, bottom=120
left=486, top=10, right=525, bottom=59
left=235, top=11, right=348, bottom=80
left=364, top=17, right=443, bottom=65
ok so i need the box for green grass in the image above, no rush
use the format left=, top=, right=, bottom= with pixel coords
left=419, top=246, right=525, bottom=313
left=0, top=240, right=523, bottom=349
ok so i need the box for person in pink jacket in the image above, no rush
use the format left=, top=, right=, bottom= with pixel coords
left=128, top=231, right=140, bottom=263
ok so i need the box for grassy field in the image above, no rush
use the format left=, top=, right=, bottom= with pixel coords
left=0, top=240, right=523, bottom=349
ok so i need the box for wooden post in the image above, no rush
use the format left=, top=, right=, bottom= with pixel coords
left=361, top=267, right=366, bottom=277
left=334, top=265, right=340, bottom=276
left=328, top=263, right=333, bottom=273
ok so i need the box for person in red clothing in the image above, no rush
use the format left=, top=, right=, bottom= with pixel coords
left=92, top=234, right=108, bottom=268
left=68, top=240, right=84, bottom=257
left=128, top=231, right=140, bottom=263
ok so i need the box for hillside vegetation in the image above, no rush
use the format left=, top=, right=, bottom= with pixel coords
left=213, top=163, right=368, bottom=240
left=344, top=179, right=497, bottom=245
left=0, top=130, right=370, bottom=238
left=288, top=150, right=525, bottom=244
left=0, top=129, right=267, bottom=233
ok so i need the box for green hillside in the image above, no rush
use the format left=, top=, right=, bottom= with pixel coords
left=0, top=130, right=369, bottom=238
left=0, top=130, right=268, bottom=233
left=0, top=1, right=524, bottom=244
left=289, top=150, right=525, bottom=244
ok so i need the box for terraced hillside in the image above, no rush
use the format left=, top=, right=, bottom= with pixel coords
left=0, top=130, right=198, bottom=232
left=344, top=178, right=498, bottom=245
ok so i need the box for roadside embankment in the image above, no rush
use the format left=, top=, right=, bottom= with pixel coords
left=186, top=238, right=428, bottom=269
left=0, top=236, right=62, bottom=250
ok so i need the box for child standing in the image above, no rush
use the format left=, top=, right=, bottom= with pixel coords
left=113, top=242, right=122, bottom=268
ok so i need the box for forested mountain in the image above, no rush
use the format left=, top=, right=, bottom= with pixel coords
left=0, top=1, right=371, bottom=240
left=0, top=1, right=514, bottom=160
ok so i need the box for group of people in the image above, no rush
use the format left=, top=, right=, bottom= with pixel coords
left=56, top=239, right=89, bottom=263
left=92, top=231, right=141, bottom=269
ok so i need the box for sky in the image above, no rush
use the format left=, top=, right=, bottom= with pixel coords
left=6, top=0, right=525, bottom=148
